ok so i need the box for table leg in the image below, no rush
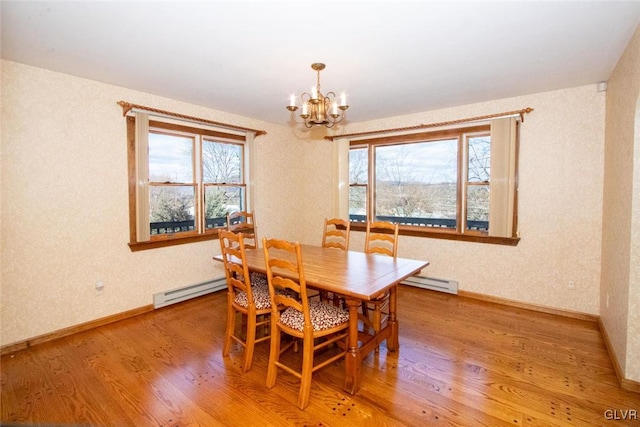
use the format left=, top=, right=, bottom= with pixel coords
left=388, top=285, right=399, bottom=352
left=343, top=297, right=361, bottom=394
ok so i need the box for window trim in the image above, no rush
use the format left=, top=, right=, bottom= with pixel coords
left=348, top=221, right=519, bottom=245
left=347, top=123, right=520, bottom=246
left=462, top=131, right=492, bottom=235
left=126, top=116, right=255, bottom=251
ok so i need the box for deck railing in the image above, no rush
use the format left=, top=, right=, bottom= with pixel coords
left=150, top=215, right=488, bottom=235
left=349, top=215, right=488, bottom=231
left=150, top=217, right=227, bottom=235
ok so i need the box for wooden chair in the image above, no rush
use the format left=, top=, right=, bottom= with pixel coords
left=321, top=218, right=350, bottom=251
left=320, top=218, right=350, bottom=305
left=227, top=210, right=266, bottom=286
left=219, top=230, right=272, bottom=373
left=364, top=220, right=399, bottom=257
left=263, top=237, right=349, bottom=410
left=362, top=221, right=399, bottom=350
left=227, top=211, right=258, bottom=249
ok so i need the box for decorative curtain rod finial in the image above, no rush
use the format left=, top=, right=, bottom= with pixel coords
left=520, top=107, right=534, bottom=122
left=117, top=100, right=133, bottom=117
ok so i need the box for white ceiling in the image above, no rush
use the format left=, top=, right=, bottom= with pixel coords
left=2, top=1, right=640, bottom=125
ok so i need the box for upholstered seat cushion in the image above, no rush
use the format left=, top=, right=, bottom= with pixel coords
left=280, top=300, right=349, bottom=331
left=234, top=272, right=298, bottom=310
left=249, top=272, right=267, bottom=286
left=234, top=279, right=271, bottom=310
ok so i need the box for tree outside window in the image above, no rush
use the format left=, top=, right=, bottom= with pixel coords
left=146, top=123, right=246, bottom=237
left=349, top=125, right=491, bottom=235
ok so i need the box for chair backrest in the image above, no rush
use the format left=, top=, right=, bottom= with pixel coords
left=219, top=229, right=254, bottom=301
left=321, top=218, right=350, bottom=251
left=263, top=238, right=311, bottom=327
left=365, top=221, right=399, bottom=257
left=227, top=211, right=258, bottom=249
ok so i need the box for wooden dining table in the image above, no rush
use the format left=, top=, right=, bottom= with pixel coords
left=213, top=244, right=429, bottom=394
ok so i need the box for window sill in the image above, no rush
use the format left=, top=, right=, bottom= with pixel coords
left=349, top=222, right=520, bottom=246
left=128, top=232, right=219, bottom=252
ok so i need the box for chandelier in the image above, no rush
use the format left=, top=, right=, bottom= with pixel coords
left=286, top=63, right=349, bottom=128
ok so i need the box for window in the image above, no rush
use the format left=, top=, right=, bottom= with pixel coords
left=127, top=114, right=255, bottom=251
left=466, top=134, right=491, bottom=232
left=348, top=119, right=519, bottom=245
left=348, top=147, right=368, bottom=218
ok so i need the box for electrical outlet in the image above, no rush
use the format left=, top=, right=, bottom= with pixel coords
left=568, top=281, right=575, bottom=290
left=95, top=280, right=105, bottom=295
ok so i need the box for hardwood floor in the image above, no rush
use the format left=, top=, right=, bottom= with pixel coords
left=2, top=286, right=639, bottom=426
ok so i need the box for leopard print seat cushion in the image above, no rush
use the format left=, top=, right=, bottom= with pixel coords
left=233, top=272, right=271, bottom=310
left=279, top=300, right=349, bottom=331
left=249, top=272, right=267, bottom=286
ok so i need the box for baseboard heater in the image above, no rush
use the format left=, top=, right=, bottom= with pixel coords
left=401, top=275, right=458, bottom=294
left=153, top=276, right=227, bottom=309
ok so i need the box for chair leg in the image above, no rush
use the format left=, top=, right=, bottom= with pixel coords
left=298, top=332, right=315, bottom=410
left=266, top=322, right=280, bottom=389
left=319, top=291, right=329, bottom=302
left=243, top=312, right=257, bottom=373
left=332, top=293, right=343, bottom=308
left=373, top=305, right=381, bottom=353
left=361, top=299, right=386, bottom=353
left=361, top=301, right=369, bottom=317
left=222, top=296, right=235, bottom=357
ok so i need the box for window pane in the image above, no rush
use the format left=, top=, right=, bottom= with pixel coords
left=468, top=136, right=490, bottom=183
left=349, top=185, right=367, bottom=222
left=202, top=140, right=242, bottom=184
left=149, top=133, right=193, bottom=183
left=204, top=186, right=245, bottom=228
left=349, top=147, right=368, bottom=184
left=374, top=140, right=458, bottom=229
left=467, top=184, right=489, bottom=231
left=149, top=185, right=195, bottom=235
left=349, top=147, right=368, bottom=222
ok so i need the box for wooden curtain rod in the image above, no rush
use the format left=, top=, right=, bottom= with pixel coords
left=117, top=101, right=267, bottom=136
left=324, top=107, right=533, bottom=141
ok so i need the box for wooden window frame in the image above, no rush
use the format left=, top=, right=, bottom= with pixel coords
left=127, top=117, right=248, bottom=251
left=348, top=125, right=520, bottom=246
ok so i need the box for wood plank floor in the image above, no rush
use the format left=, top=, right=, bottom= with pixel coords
left=2, top=286, right=639, bottom=426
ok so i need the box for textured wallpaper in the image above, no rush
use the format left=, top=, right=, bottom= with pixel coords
left=624, top=24, right=640, bottom=385
left=602, top=23, right=640, bottom=382
left=0, top=61, right=284, bottom=346
left=313, top=86, right=606, bottom=316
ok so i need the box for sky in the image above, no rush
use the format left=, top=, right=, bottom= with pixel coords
left=149, top=133, right=193, bottom=182
left=352, top=139, right=459, bottom=185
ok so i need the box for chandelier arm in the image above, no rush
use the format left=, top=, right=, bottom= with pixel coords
left=289, top=109, right=311, bottom=125
left=327, top=110, right=346, bottom=124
